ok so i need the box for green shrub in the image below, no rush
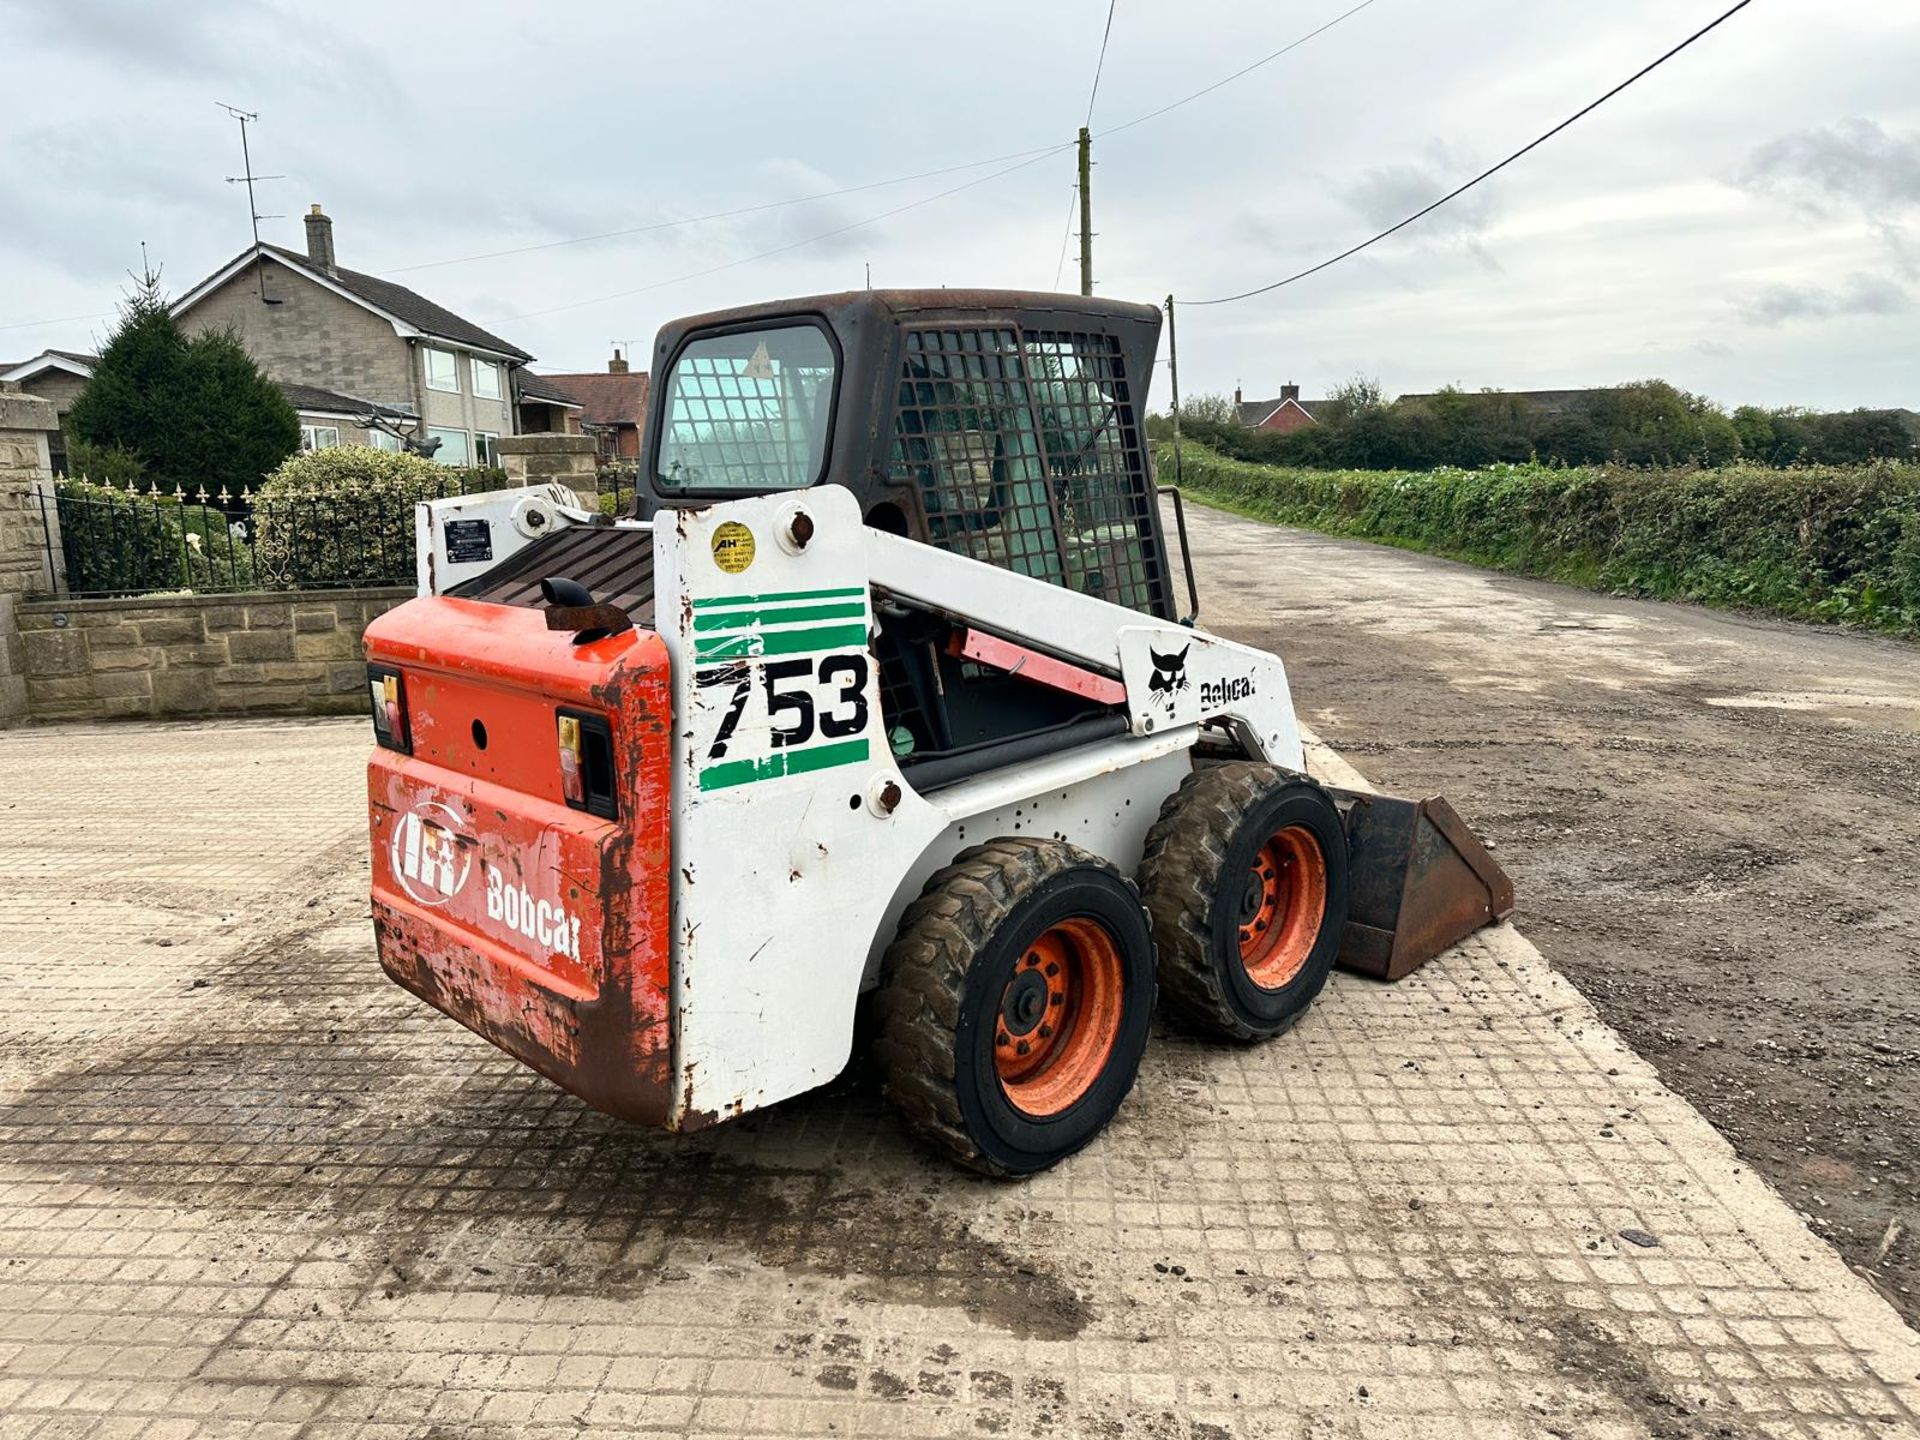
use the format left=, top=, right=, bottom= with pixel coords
left=64, top=436, right=147, bottom=488
left=252, top=447, right=463, bottom=589
left=1163, top=442, right=1920, bottom=634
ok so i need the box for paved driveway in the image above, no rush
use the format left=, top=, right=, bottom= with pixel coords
left=1, top=711, right=1917, bottom=1437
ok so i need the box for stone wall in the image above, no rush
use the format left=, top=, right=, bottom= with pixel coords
left=498, top=432, right=598, bottom=501
left=14, top=586, right=410, bottom=720
left=0, top=391, right=60, bottom=723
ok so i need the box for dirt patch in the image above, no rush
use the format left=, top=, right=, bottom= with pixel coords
left=1190, top=506, right=1920, bottom=1328
left=2, top=895, right=1093, bottom=1343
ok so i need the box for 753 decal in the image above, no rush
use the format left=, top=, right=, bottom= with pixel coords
left=699, top=652, right=870, bottom=759
left=692, top=649, right=875, bottom=792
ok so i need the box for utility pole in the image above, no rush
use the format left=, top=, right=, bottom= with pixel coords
left=218, top=102, right=281, bottom=302
left=1165, top=295, right=1183, bottom=486
left=1077, top=126, right=1094, bottom=297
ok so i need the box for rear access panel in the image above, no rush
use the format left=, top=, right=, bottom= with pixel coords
left=367, top=598, right=675, bottom=1125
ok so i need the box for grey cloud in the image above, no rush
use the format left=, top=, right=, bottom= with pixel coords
left=1738, top=118, right=1920, bottom=215
left=1341, top=144, right=1498, bottom=240
left=9, top=0, right=256, bottom=77
left=1739, top=272, right=1911, bottom=327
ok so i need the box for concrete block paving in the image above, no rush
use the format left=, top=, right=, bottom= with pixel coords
left=0, top=718, right=1915, bottom=1438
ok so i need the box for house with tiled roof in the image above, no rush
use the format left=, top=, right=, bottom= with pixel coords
left=168, top=205, right=539, bottom=465
left=524, top=350, right=650, bottom=460
left=1234, top=383, right=1327, bottom=433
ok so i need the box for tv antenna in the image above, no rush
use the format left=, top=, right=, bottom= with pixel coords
left=218, top=103, right=283, bottom=301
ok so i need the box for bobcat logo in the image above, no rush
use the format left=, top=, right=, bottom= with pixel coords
left=1148, top=643, right=1190, bottom=714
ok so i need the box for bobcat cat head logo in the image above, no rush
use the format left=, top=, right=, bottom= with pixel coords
left=1148, top=643, right=1190, bottom=714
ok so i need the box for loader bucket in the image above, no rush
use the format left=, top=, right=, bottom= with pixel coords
left=1329, top=789, right=1515, bottom=981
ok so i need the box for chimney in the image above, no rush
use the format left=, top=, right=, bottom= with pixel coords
left=608, top=348, right=629, bottom=375
left=1280, top=382, right=1300, bottom=402
left=304, top=204, right=336, bottom=273
left=1233, top=385, right=1242, bottom=407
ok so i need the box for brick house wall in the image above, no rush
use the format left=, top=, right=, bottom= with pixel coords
left=178, top=258, right=415, bottom=409
left=1258, top=402, right=1318, bottom=435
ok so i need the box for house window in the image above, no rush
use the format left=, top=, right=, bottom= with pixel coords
left=366, top=430, right=403, bottom=453
left=425, top=348, right=460, bottom=393
left=474, top=431, right=500, bottom=466
left=426, top=427, right=470, bottom=465
left=300, top=424, right=340, bottom=452
left=471, top=359, right=502, bottom=400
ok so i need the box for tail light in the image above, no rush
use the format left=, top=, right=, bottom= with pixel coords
left=557, top=710, right=617, bottom=819
left=368, top=665, right=411, bottom=753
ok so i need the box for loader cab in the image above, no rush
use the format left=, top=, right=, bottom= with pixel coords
left=640, top=289, right=1176, bottom=767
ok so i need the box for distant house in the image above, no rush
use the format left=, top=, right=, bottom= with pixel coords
left=514, top=371, right=585, bottom=437
left=0, top=349, right=98, bottom=472
left=529, top=350, right=651, bottom=460
left=3, top=352, right=418, bottom=477
left=1234, top=383, right=1325, bottom=433
left=168, top=204, right=537, bottom=465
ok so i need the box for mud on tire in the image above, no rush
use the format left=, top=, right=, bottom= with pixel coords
left=872, top=838, right=1156, bottom=1177
left=1138, top=763, right=1349, bottom=1041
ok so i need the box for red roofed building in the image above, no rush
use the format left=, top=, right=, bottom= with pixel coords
left=523, top=350, right=651, bottom=460
left=1234, top=382, right=1326, bottom=434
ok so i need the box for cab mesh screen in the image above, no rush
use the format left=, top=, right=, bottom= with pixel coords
left=887, top=327, right=1166, bottom=617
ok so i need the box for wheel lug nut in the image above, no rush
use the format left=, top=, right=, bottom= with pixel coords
left=1045, top=961, right=1059, bottom=977
left=1015, top=1039, right=1030, bottom=1056
left=1038, top=1024, right=1053, bottom=1039
left=997, top=1030, right=1010, bottom=1047
left=1050, top=994, right=1063, bottom=1006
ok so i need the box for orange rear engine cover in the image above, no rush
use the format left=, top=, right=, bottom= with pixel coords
left=364, top=596, right=675, bottom=1125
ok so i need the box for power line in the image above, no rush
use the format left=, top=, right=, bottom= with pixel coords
left=1187, top=0, right=1754, bottom=306
left=1098, top=0, right=1381, bottom=140
left=391, top=0, right=1368, bottom=284
left=0, top=2, right=1385, bottom=338
left=1051, top=185, right=1082, bottom=291
left=1057, top=0, right=1119, bottom=290
left=505, top=146, right=1070, bottom=322
left=1085, top=0, right=1118, bottom=126
left=381, top=145, right=1066, bottom=276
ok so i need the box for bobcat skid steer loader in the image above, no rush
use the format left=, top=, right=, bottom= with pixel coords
left=364, top=290, right=1511, bottom=1175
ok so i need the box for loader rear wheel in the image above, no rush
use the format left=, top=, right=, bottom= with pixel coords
left=1138, top=763, right=1349, bottom=1041
left=873, top=838, right=1155, bottom=1176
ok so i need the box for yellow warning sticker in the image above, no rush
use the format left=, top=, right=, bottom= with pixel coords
left=711, top=521, right=756, bottom=574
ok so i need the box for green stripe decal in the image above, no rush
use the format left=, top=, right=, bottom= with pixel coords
left=692, top=600, right=866, bottom=632
left=692, top=585, right=865, bottom=611
left=694, top=622, right=868, bottom=664
left=699, top=738, right=870, bottom=792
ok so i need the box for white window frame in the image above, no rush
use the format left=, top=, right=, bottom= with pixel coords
left=474, top=430, right=500, bottom=467
left=425, top=427, right=470, bottom=465
left=425, top=347, right=461, bottom=394
left=471, top=358, right=503, bottom=400
left=300, top=424, right=340, bottom=452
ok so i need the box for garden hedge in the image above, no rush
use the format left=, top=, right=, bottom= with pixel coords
left=1161, top=442, right=1920, bottom=634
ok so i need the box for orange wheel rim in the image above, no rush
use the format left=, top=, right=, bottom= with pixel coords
left=1237, top=825, right=1328, bottom=990
left=992, top=918, right=1125, bottom=1119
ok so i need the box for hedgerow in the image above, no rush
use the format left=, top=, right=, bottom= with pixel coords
left=1162, top=443, right=1920, bottom=634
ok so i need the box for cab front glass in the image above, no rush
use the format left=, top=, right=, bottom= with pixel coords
left=654, top=322, right=837, bottom=492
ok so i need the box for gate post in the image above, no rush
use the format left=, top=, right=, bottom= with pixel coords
left=0, top=389, right=63, bottom=725
left=496, top=433, right=600, bottom=504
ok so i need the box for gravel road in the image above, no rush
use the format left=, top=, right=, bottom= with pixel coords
left=1183, top=498, right=1920, bottom=1328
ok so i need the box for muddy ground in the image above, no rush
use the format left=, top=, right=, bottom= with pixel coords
left=1185, top=500, right=1920, bottom=1329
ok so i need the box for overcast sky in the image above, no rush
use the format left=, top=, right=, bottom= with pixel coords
left=2, top=0, right=1915, bottom=411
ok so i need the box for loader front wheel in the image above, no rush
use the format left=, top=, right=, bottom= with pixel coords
left=874, top=838, right=1155, bottom=1176
left=1139, top=763, right=1349, bottom=1041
